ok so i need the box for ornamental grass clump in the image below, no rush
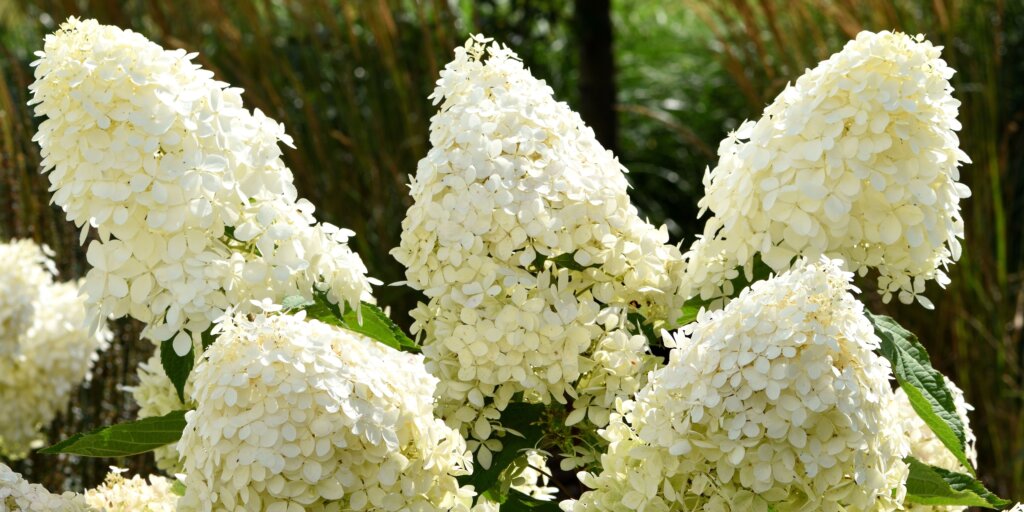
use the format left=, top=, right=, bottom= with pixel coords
left=0, top=240, right=110, bottom=459
left=176, top=307, right=474, bottom=512
left=570, top=258, right=910, bottom=512
left=392, top=35, right=683, bottom=466
left=29, top=17, right=375, bottom=357
left=681, top=31, right=970, bottom=308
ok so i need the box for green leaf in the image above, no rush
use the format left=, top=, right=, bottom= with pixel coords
left=200, top=327, right=217, bottom=351
left=677, top=296, right=714, bottom=326
left=627, top=311, right=658, bottom=344
left=500, top=490, right=561, bottom=511
left=40, top=410, right=188, bottom=457
left=459, top=403, right=547, bottom=500
left=171, top=480, right=186, bottom=497
left=281, top=295, right=314, bottom=310
left=341, top=302, right=419, bottom=353
left=160, top=335, right=194, bottom=403
left=304, top=291, right=347, bottom=328
left=868, top=312, right=974, bottom=474
left=548, top=252, right=597, bottom=272
left=904, top=457, right=1009, bottom=508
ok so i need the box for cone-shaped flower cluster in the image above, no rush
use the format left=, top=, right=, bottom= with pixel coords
left=392, top=35, right=682, bottom=461
left=176, top=308, right=474, bottom=511
left=0, top=240, right=58, bottom=356
left=682, top=31, right=970, bottom=308
left=83, top=468, right=179, bottom=512
left=571, top=258, right=909, bottom=511
left=29, top=17, right=375, bottom=356
left=894, top=377, right=977, bottom=511
left=1, top=463, right=90, bottom=511
left=0, top=240, right=110, bottom=459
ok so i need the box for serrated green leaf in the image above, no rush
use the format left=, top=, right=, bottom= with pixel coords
left=40, top=411, right=188, bottom=457
left=341, top=302, right=419, bottom=353
left=459, top=403, right=547, bottom=500
left=500, top=490, right=561, bottom=511
left=868, top=312, right=973, bottom=475
left=294, top=292, right=419, bottom=353
left=160, top=335, right=194, bottom=403
left=304, top=291, right=347, bottom=328
left=200, top=327, right=217, bottom=351
left=904, top=457, right=1009, bottom=508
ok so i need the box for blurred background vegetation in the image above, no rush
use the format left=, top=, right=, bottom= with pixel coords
left=1, top=0, right=1021, bottom=501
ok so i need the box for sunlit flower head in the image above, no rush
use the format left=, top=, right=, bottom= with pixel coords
left=30, top=17, right=375, bottom=355
left=572, top=258, right=909, bottom=511
left=177, top=310, right=473, bottom=511
left=393, top=34, right=682, bottom=463
left=682, top=30, right=969, bottom=309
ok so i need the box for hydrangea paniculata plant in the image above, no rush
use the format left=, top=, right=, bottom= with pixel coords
left=29, top=18, right=376, bottom=357
left=176, top=307, right=474, bottom=511
left=570, top=258, right=910, bottom=511
left=392, top=35, right=683, bottom=467
left=681, top=31, right=970, bottom=308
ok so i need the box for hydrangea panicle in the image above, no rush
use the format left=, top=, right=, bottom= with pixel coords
left=571, top=258, right=910, bottom=511
left=29, top=17, right=375, bottom=356
left=177, top=309, right=474, bottom=511
left=83, top=467, right=178, bottom=511
left=393, top=34, right=683, bottom=465
left=1, top=463, right=90, bottom=511
left=0, top=240, right=111, bottom=459
left=682, top=31, right=970, bottom=308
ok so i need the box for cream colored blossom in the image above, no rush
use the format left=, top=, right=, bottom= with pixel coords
left=392, top=35, right=681, bottom=464
left=84, top=468, right=177, bottom=511
left=682, top=31, right=969, bottom=308
left=895, top=376, right=977, bottom=511
left=0, top=241, right=110, bottom=459
left=0, top=463, right=90, bottom=512
left=123, top=353, right=191, bottom=473
left=0, top=240, right=58, bottom=356
left=572, top=258, right=909, bottom=512
left=177, top=309, right=473, bottom=511
left=30, top=18, right=374, bottom=356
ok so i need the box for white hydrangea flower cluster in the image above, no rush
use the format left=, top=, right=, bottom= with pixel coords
left=0, top=463, right=90, bottom=512
left=123, top=353, right=191, bottom=473
left=894, top=376, right=977, bottom=512
left=392, top=35, right=683, bottom=460
left=177, top=308, right=474, bottom=511
left=0, top=242, right=111, bottom=459
left=681, top=30, right=970, bottom=308
left=29, top=17, right=375, bottom=357
left=0, top=240, right=58, bottom=357
left=83, top=468, right=178, bottom=512
left=570, top=258, right=910, bottom=512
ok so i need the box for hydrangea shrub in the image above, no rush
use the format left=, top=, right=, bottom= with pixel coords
left=14, top=16, right=1014, bottom=512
